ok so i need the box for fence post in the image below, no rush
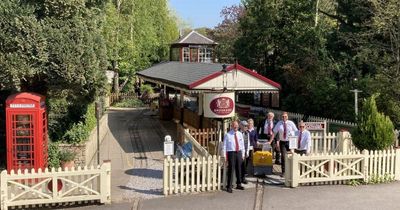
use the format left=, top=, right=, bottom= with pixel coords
left=292, top=154, right=299, bottom=187
left=1, top=170, right=8, bottom=210
left=163, top=156, right=170, bottom=195
left=338, top=131, right=351, bottom=154
left=362, top=150, right=369, bottom=182
left=100, top=161, right=111, bottom=204
left=284, top=154, right=292, bottom=187
left=395, top=149, right=400, bottom=181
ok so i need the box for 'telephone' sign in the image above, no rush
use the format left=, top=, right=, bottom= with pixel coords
left=10, top=104, right=35, bottom=108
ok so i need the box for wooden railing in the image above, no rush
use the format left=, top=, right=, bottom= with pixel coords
left=109, top=92, right=137, bottom=105
left=285, top=149, right=400, bottom=187
left=0, top=162, right=111, bottom=210
left=163, top=155, right=222, bottom=195
left=188, top=128, right=219, bottom=149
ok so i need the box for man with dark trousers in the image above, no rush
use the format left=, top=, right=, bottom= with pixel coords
left=257, top=112, right=280, bottom=163
left=222, top=120, right=245, bottom=193
left=273, top=112, right=298, bottom=176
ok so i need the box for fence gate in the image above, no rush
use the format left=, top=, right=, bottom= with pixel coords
left=1, top=162, right=111, bottom=210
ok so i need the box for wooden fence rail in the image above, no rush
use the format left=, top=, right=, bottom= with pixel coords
left=285, top=149, right=400, bottom=187
left=0, top=162, right=111, bottom=210
left=163, top=155, right=222, bottom=195
left=188, top=128, right=218, bottom=149
left=109, top=92, right=138, bottom=105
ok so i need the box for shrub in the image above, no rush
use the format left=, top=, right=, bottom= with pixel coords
left=61, top=102, right=98, bottom=144
left=59, top=150, right=76, bottom=162
left=114, top=98, right=144, bottom=108
left=140, top=84, right=154, bottom=95
left=62, top=122, right=89, bottom=144
left=352, top=94, right=395, bottom=150
left=48, top=142, right=60, bottom=168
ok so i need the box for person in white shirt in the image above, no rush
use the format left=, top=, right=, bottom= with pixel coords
left=257, top=112, right=281, bottom=164
left=222, top=120, right=245, bottom=193
left=273, top=112, right=298, bottom=175
left=295, top=121, right=311, bottom=155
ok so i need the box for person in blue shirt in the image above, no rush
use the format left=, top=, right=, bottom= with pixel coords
left=222, top=120, right=245, bottom=193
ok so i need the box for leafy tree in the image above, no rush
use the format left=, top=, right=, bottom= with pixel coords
left=0, top=0, right=108, bottom=141
left=208, top=4, right=244, bottom=63
left=103, top=0, right=178, bottom=92
left=352, top=94, right=394, bottom=150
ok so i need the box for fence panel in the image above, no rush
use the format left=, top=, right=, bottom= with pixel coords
left=310, top=132, right=338, bottom=154
left=163, top=155, right=222, bottom=195
left=287, top=149, right=400, bottom=187
left=1, top=162, right=111, bottom=210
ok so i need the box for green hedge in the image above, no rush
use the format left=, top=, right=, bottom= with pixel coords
left=62, top=103, right=97, bottom=144
left=114, top=98, right=144, bottom=108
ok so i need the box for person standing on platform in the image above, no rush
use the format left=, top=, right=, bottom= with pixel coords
left=222, top=120, right=245, bottom=193
left=257, top=112, right=280, bottom=163
left=247, top=118, right=257, bottom=175
left=295, top=121, right=311, bottom=155
left=273, top=112, right=298, bottom=176
left=239, top=120, right=250, bottom=184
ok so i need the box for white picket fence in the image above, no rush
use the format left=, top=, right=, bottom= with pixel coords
left=310, top=132, right=358, bottom=154
left=163, top=155, right=222, bottom=195
left=285, top=149, right=400, bottom=187
left=240, top=104, right=357, bottom=128
left=0, top=162, right=111, bottom=210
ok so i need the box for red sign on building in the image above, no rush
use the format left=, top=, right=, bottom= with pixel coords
left=204, top=92, right=235, bottom=118
left=209, top=97, right=234, bottom=115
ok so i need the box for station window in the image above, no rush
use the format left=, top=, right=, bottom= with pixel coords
left=199, top=48, right=212, bottom=63
left=183, top=47, right=190, bottom=62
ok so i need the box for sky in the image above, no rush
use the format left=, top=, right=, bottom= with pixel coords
left=168, top=0, right=242, bottom=29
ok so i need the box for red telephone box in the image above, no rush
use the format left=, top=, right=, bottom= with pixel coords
left=5, top=92, right=48, bottom=171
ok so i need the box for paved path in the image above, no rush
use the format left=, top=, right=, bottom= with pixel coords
left=100, top=108, right=177, bottom=203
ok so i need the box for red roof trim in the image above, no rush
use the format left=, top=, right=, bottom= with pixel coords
left=188, top=63, right=281, bottom=89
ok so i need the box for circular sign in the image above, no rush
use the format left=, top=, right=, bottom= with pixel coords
left=209, top=97, right=234, bottom=115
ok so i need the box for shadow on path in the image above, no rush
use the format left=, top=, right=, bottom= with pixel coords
left=124, top=168, right=162, bottom=179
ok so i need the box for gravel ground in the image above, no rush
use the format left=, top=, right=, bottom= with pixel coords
left=123, top=158, right=164, bottom=199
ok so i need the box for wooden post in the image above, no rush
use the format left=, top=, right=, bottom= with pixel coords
left=100, top=160, right=111, bottom=204
left=1, top=170, right=8, bottom=210
left=395, top=149, right=400, bottom=180
left=163, top=156, right=170, bottom=195
left=362, top=150, right=369, bottom=182
left=284, top=154, right=291, bottom=187
left=291, top=154, right=299, bottom=187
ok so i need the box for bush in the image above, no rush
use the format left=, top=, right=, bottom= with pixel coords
left=59, top=150, right=76, bottom=162
left=61, top=102, right=97, bottom=144
left=62, top=122, right=89, bottom=144
left=140, top=84, right=154, bottom=95
left=48, top=142, right=60, bottom=168
left=114, top=98, right=144, bottom=108
left=352, top=94, right=395, bottom=150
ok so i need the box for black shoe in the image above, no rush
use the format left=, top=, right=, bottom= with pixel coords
left=236, top=185, right=244, bottom=190
left=227, top=188, right=233, bottom=193
left=242, top=179, right=248, bottom=184
left=275, top=161, right=281, bottom=164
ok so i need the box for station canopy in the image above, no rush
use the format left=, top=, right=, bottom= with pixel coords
left=136, top=62, right=281, bottom=94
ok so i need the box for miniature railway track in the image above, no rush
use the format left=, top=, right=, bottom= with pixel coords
left=253, top=178, right=265, bottom=210
left=128, top=109, right=148, bottom=168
